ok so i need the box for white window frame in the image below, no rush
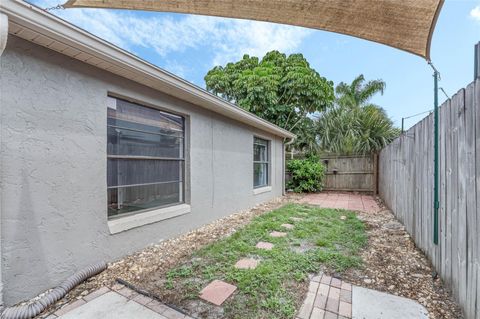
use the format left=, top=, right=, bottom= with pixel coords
left=253, top=136, right=271, bottom=191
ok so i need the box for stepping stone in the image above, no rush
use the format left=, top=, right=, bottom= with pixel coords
left=290, top=217, right=303, bottom=222
left=255, top=241, right=274, bottom=250
left=340, top=215, right=347, bottom=220
left=199, top=280, right=237, bottom=306
left=234, top=258, right=259, bottom=269
left=269, top=231, right=287, bottom=237
left=281, top=223, right=294, bottom=230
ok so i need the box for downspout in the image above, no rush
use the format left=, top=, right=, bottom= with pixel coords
left=0, top=11, right=9, bottom=309
left=283, top=136, right=296, bottom=195
left=0, top=262, right=107, bottom=319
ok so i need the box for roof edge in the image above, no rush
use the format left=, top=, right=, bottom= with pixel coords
left=0, top=0, right=295, bottom=139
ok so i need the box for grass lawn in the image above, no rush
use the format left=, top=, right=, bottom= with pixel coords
left=146, top=203, right=366, bottom=318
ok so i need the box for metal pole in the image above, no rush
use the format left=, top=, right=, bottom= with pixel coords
left=433, top=68, right=439, bottom=245
left=475, top=42, right=480, bottom=80
left=401, top=117, right=404, bottom=134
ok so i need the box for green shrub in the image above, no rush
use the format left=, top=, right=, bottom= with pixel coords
left=286, top=157, right=326, bottom=193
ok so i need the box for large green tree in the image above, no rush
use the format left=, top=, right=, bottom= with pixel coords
left=205, top=51, right=334, bottom=152
left=316, top=75, right=400, bottom=155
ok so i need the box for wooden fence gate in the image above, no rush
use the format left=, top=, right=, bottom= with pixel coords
left=320, top=155, right=378, bottom=193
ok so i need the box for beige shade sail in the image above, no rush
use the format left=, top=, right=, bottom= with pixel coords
left=63, top=0, right=443, bottom=60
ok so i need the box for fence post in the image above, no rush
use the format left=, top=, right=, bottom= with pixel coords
left=373, top=153, right=379, bottom=195
left=433, top=67, right=439, bottom=246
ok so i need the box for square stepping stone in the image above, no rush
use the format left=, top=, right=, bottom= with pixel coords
left=269, top=231, right=287, bottom=237
left=234, top=258, right=259, bottom=269
left=281, top=223, right=294, bottom=230
left=199, top=280, right=237, bottom=306
left=255, top=242, right=274, bottom=250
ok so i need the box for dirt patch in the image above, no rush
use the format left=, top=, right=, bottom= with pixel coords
left=290, top=240, right=317, bottom=253
left=341, top=197, right=463, bottom=319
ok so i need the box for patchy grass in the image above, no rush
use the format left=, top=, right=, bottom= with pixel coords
left=143, top=204, right=366, bottom=319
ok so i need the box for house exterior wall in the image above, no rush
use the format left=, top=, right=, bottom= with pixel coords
left=0, top=36, right=285, bottom=305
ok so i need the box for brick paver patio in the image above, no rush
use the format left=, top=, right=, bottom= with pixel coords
left=301, top=192, right=380, bottom=213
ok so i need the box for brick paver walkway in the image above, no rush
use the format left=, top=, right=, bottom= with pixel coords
left=297, top=272, right=352, bottom=319
left=301, top=192, right=380, bottom=213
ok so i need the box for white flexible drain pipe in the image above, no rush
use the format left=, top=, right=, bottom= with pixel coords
left=0, top=262, right=107, bottom=319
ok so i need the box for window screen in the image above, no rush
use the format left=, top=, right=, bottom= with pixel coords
left=253, top=137, right=269, bottom=188
left=107, top=97, right=185, bottom=218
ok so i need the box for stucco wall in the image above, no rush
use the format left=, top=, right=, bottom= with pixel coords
left=0, top=36, right=285, bottom=305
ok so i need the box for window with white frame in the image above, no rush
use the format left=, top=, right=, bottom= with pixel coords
left=107, top=97, right=185, bottom=219
left=253, top=137, right=269, bottom=188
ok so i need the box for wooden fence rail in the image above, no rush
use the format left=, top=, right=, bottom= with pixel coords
left=378, top=79, right=480, bottom=319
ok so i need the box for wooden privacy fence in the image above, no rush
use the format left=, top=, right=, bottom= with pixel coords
left=321, top=155, right=378, bottom=193
left=378, top=79, right=480, bottom=319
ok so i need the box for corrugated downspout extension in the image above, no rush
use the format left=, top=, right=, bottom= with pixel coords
left=0, top=262, right=107, bottom=319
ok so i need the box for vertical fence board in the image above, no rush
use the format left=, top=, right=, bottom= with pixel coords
left=445, top=99, right=453, bottom=287
left=379, top=79, right=479, bottom=319
left=451, top=90, right=461, bottom=303
left=458, top=89, right=468, bottom=307
left=465, top=82, right=477, bottom=319
left=475, top=79, right=480, bottom=319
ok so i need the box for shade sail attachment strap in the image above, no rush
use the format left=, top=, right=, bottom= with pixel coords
left=63, top=0, right=443, bottom=60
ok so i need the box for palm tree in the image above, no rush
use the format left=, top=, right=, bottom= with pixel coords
left=335, top=74, right=385, bottom=109
left=316, top=75, right=399, bottom=155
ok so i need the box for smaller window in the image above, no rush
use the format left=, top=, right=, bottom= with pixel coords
left=253, top=137, right=269, bottom=188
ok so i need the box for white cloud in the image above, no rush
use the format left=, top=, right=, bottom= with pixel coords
left=31, top=0, right=311, bottom=68
left=470, top=4, right=480, bottom=22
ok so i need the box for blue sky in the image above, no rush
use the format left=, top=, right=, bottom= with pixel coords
left=30, top=0, right=480, bottom=128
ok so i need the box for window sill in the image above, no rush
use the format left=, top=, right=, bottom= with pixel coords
left=108, top=204, right=191, bottom=234
left=253, top=186, right=272, bottom=195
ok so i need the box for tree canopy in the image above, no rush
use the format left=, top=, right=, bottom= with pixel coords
left=204, top=51, right=335, bottom=144
left=205, top=53, right=399, bottom=156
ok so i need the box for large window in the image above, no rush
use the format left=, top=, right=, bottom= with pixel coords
left=107, top=97, right=185, bottom=218
left=253, top=137, right=269, bottom=188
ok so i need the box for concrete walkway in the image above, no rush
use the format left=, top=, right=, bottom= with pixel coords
left=301, top=192, right=381, bottom=213
left=297, top=272, right=428, bottom=319
left=49, top=284, right=191, bottom=319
